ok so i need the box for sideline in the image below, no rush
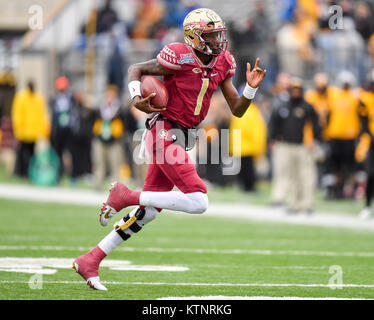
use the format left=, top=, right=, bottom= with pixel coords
left=0, top=183, right=373, bottom=231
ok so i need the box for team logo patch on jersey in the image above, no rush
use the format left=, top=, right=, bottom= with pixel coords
left=159, top=129, right=168, bottom=139
left=179, top=53, right=195, bottom=64
left=294, top=107, right=305, bottom=118
left=192, top=67, right=202, bottom=73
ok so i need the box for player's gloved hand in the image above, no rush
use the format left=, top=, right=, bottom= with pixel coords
left=132, top=93, right=166, bottom=114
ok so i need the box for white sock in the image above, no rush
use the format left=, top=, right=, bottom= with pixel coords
left=139, top=191, right=208, bottom=214
left=98, top=229, right=123, bottom=255
left=98, top=206, right=160, bottom=255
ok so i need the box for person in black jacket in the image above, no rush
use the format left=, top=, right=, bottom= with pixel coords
left=69, top=91, right=95, bottom=182
left=269, top=77, right=321, bottom=214
left=91, top=85, right=126, bottom=190
left=50, top=77, right=75, bottom=181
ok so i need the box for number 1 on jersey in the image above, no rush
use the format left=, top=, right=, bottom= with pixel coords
left=194, top=78, right=209, bottom=115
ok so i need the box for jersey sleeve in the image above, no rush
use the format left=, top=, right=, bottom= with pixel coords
left=157, top=44, right=182, bottom=71
left=224, top=51, right=236, bottom=79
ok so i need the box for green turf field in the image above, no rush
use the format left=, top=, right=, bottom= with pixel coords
left=0, top=165, right=366, bottom=216
left=0, top=198, right=373, bottom=300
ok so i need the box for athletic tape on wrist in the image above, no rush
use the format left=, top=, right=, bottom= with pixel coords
left=243, top=83, right=258, bottom=100
left=128, top=80, right=141, bottom=99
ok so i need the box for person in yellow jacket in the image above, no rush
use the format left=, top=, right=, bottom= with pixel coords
left=357, top=70, right=374, bottom=219
left=303, top=73, right=332, bottom=195
left=11, top=80, right=50, bottom=178
left=324, top=71, right=361, bottom=199
left=229, top=101, right=267, bottom=191
left=304, top=73, right=331, bottom=140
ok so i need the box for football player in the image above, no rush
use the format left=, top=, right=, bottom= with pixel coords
left=73, top=8, right=266, bottom=290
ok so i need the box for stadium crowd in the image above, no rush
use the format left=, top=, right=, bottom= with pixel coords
left=0, top=0, right=374, bottom=218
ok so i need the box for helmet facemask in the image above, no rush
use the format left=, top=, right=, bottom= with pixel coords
left=200, top=28, right=228, bottom=56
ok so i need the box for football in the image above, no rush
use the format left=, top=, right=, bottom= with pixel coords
left=141, top=76, right=169, bottom=108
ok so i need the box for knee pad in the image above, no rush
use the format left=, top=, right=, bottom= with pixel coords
left=114, top=207, right=145, bottom=241
left=114, top=206, right=159, bottom=240
left=137, top=207, right=159, bottom=226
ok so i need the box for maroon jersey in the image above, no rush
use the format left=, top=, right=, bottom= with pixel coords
left=156, top=42, right=236, bottom=128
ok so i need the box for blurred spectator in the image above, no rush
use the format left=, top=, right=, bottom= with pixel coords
left=354, top=1, right=374, bottom=42
left=317, top=15, right=364, bottom=81
left=106, top=21, right=131, bottom=94
left=96, top=0, right=118, bottom=34
left=324, top=71, right=361, bottom=199
left=315, top=1, right=339, bottom=78
left=107, top=42, right=125, bottom=95
left=305, top=73, right=331, bottom=140
left=229, top=95, right=267, bottom=192
left=304, top=72, right=333, bottom=185
left=69, top=91, right=95, bottom=182
left=358, top=69, right=374, bottom=219
left=354, top=1, right=374, bottom=83
left=11, top=80, right=50, bottom=178
left=230, top=18, right=259, bottom=86
left=50, top=76, right=75, bottom=181
left=268, top=77, right=321, bottom=214
left=317, top=0, right=338, bottom=30
left=280, top=0, right=298, bottom=22
left=369, top=33, right=374, bottom=70
left=338, top=18, right=365, bottom=81
left=269, top=72, right=291, bottom=206
left=0, top=72, right=16, bottom=176
left=230, top=2, right=271, bottom=87
left=92, top=85, right=126, bottom=189
left=180, top=0, right=201, bottom=23
left=297, top=0, right=319, bottom=35
left=276, top=8, right=316, bottom=78
left=132, top=0, right=164, bottom=40
left=121, top=103, right=139, bottom=184
left=339, top=0, right=355, bottom=19
left=162, top=0, right=184, bottom=27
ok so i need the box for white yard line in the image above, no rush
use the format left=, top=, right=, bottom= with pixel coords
left=0, top=257, right=188, bottom=274
left=157, top=295, right=372, bottom=300
left=1, top=279, right=374, bottom=288
left=0, top=245, right=374, bottom=257
left=0, top=183, right=107, bottom=206
left=0, top=183, right=373, bottom=231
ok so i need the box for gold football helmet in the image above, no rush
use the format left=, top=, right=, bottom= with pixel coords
left=183, top=8, right=228, bottom=56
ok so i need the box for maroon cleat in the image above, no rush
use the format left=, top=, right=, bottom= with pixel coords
left=99, top=182, right=141, bottom=226
left=72, top=246, right=107, bottom=290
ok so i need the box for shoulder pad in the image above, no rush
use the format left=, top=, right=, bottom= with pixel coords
left=224, top=51, right=236, bottom=77
left=157, top=43, right=192, bottom=70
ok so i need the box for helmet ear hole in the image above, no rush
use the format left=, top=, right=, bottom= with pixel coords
left=188, top=35, right=194, bottom=39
